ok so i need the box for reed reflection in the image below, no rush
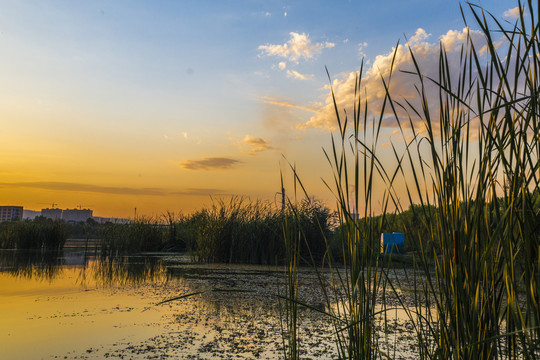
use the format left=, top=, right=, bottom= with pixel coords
left=77, top=256, right=170, bottom=288
left=0, top=249, right=64, bottom=281
left=0, top=248, right=171, bottom=287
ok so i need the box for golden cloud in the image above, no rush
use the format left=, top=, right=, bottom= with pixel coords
left=0, top=181, right=224, bottom=196
left=179, top=157, right=241, bottom=170
left=242, top=135, right=274, bottom=154
left=260, top=96, right=318, bottom=113
left=286, top=70, right=314, bottom=80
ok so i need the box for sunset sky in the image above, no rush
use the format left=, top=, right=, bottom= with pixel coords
left=0, top=1, right=517, bottom=218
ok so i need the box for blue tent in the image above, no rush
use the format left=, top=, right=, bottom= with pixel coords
left=380, top=232, right=405, bottom=254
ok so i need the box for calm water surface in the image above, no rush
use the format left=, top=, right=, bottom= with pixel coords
left=0, top=244, right=337, bottom=359
left=0, top=243, right=417, bottom=359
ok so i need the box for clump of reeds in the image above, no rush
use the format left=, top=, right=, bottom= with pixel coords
left=183, top=197, right=281, bottom=263
left=99, top=217, right=164, bottom=256
left=381, top=2, right=540, bottom=358
left=0, top=218, right=66, bottom=250
left=185, top=196, right=333, bottom=265
left=281, top=1, right=539, bottom=359
left=64, top=219, right=101, bottom=240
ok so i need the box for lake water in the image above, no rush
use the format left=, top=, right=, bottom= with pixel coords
left=0, top=243, right=418, bottom=359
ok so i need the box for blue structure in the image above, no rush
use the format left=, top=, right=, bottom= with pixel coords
left=380, top=232, right=405, bottom=254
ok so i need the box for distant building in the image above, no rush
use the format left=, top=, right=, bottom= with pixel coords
left=62, top=208, right=93, bottom=223
left=0, top=206, right=23, bottom=222
left=42, top=208, right=63, bottom=220
left=93, top=216, right=130, bottom=224
left=23, top=209, right=41, bottom=220
left=31, top=207, right=127, bottom=224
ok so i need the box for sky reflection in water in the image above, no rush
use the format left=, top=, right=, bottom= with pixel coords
left=0, top=247, right=338, bottom=359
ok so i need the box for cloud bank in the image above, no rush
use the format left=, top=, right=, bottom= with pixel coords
left=180, top=157, right=241, bottom=170
left=0, top=181, right=224, bottom=196
left=300, top=27, right=488, bottom=131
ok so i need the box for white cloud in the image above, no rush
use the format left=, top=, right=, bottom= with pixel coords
left=286, top=69, right=314, bottom=80
left=358, top=41, right=368, bottom=58
left=278, top=61, right=287, bottom=70
left=503, top=7, right=520, bottom=19
left=258, top=32, right=335, bottom=63
left=439, top=29, right=470, bottom=51
left=409, top=28, right=431, bottom=44
left=299, top=27, right=487, bottom=131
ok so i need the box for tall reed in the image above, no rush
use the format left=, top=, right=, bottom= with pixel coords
left=280, top=195, right=301, bottom=360
left=321, top=61, right=396, bottom=359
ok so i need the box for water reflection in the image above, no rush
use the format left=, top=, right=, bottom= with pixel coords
left=0, top=250, right=64, bottom=281
left=78, top=256, right=170, bottom=287
left=0, top=247, right=170, bottom=287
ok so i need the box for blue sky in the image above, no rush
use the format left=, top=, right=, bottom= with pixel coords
left=0, top=0, right=520, bottom=217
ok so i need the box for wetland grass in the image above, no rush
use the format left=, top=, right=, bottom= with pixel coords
left=0, top=218, right=66, bottom=250
left=97, top=196, right=333, bottom=265
left=185, top=196, right=333, bottom=265
left=99, top=217, right=164, bottom=256
left=187, top=197, right=284, bottom=264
